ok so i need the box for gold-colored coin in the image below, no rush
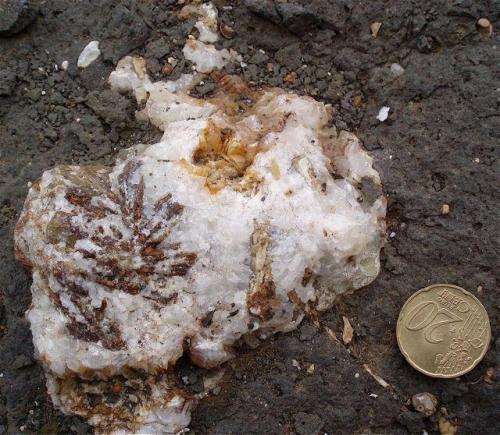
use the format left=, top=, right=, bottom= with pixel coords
left=397, top=284, right=491, bottom=378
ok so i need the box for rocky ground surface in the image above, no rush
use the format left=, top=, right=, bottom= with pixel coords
left=0, top=0, right=499, bottom=434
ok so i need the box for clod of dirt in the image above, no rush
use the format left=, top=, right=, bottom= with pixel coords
left=0, top=67, right=16, bottom=96
left=0, top=0, right=37, bottom=36
left=412, top=392, right=438, bottom=417
left=14, top=52, right=386, bottom=433
left=294, top=412, right=324, bottom=435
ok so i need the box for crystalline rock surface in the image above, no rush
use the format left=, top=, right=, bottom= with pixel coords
left=14, top=56, right=386, bottom=433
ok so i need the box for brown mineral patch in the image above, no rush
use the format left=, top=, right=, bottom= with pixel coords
left=301, top=267, right=314, bottom=287
left=247, top=223, right=276, bottom=320
left=184, top=121, right=263, bottom=194
left=54, top=366, right=192, bottom=434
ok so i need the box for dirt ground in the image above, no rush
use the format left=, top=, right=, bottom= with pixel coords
left=0, top=0, right=499, bottom=434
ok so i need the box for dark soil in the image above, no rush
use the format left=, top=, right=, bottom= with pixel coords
left=1, top=1, right=499, bottom=434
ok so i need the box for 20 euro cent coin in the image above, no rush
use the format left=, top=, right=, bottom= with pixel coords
left=397, top=284, right=491, bottom=378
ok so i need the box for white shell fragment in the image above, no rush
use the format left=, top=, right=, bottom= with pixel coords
left=15, top=56, right=386, bottom=434
left=77, top=40, right=101, bottom=68
left=376, top=106, right=390, bottom=122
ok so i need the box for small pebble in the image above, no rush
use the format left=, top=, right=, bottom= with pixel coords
left=219, top=22, right=236, bottom=39
left=412, top=392, right=438, bottom=417
left=370, top=22, right=382, bottom=37
left=355, top=372, right=360, bottom=378
left=376, top=106, right=390, bottom=122
left=390, top=63, right=405, bottom=77
left=284, top=71, right=298, bottom=83
left=61, top=60, right=69, bottom=71
left=477, top=17, right=493, bottom=36
left=162, top=63, right=174, bottom=75
left=370, top=393, right=378, bottom=398
left=441, top=204, right=450, bottom=215
left=77, top=41, right=101, bottom=68
left=484, top=367, right=494, bottom=384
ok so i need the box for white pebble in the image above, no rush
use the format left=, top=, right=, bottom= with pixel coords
left=370, top=393, right=378, bottom=398
left=77, top=41, right=101, bottom=68
left=376, top=106, right=390, bottom=122
left=390, top=63, right=405, bottom=77
left=61, top=60, right=69, bottom=71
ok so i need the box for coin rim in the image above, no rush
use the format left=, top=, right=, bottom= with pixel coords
left=396, top=284, right=491, bottom=379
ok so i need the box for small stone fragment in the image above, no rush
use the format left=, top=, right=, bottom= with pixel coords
left=484, top=367, right=494, bottom=384
left=161, top=63, right=174, bottom=76
left=370, top=22, right=382, bottom=37
left=284, top=71, right=298, bottom=83
left=477, top=17, right=493, bottom=36
left=61, top=60, right=69, bottom=71
left=412, top=392, right=438, bottom=417
left=0, top=0, right=38, bottom=36
left=376, top=106, right=390, bottom=122
left=441, top=204, right=450, bottom=215
left=342, top=316, right=353, bottom=344
left=77, top=41, right=101, bottom=68
left=438, top=408, right=459, bottom=435
left=219, top=21, right=236, bottom=39
left=363, top=364, right=390, bottom=388
left=390, top=63, right=405, bottom=77
left=353, top=95, right=363, bottom=108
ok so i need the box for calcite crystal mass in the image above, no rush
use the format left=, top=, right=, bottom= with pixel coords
left=14, top=57, right=386, bottom=433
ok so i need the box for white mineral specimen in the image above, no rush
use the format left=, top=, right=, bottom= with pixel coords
left=77, top=40, right=101, bottom=68
left=183, top=40, right=241, bottom=73
left=15, top=55, right=386, bottom=434
left=180, top=2, right=240, bottom=73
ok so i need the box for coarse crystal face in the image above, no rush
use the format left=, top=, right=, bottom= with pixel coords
left=14, top=56, right=386, bottom=433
